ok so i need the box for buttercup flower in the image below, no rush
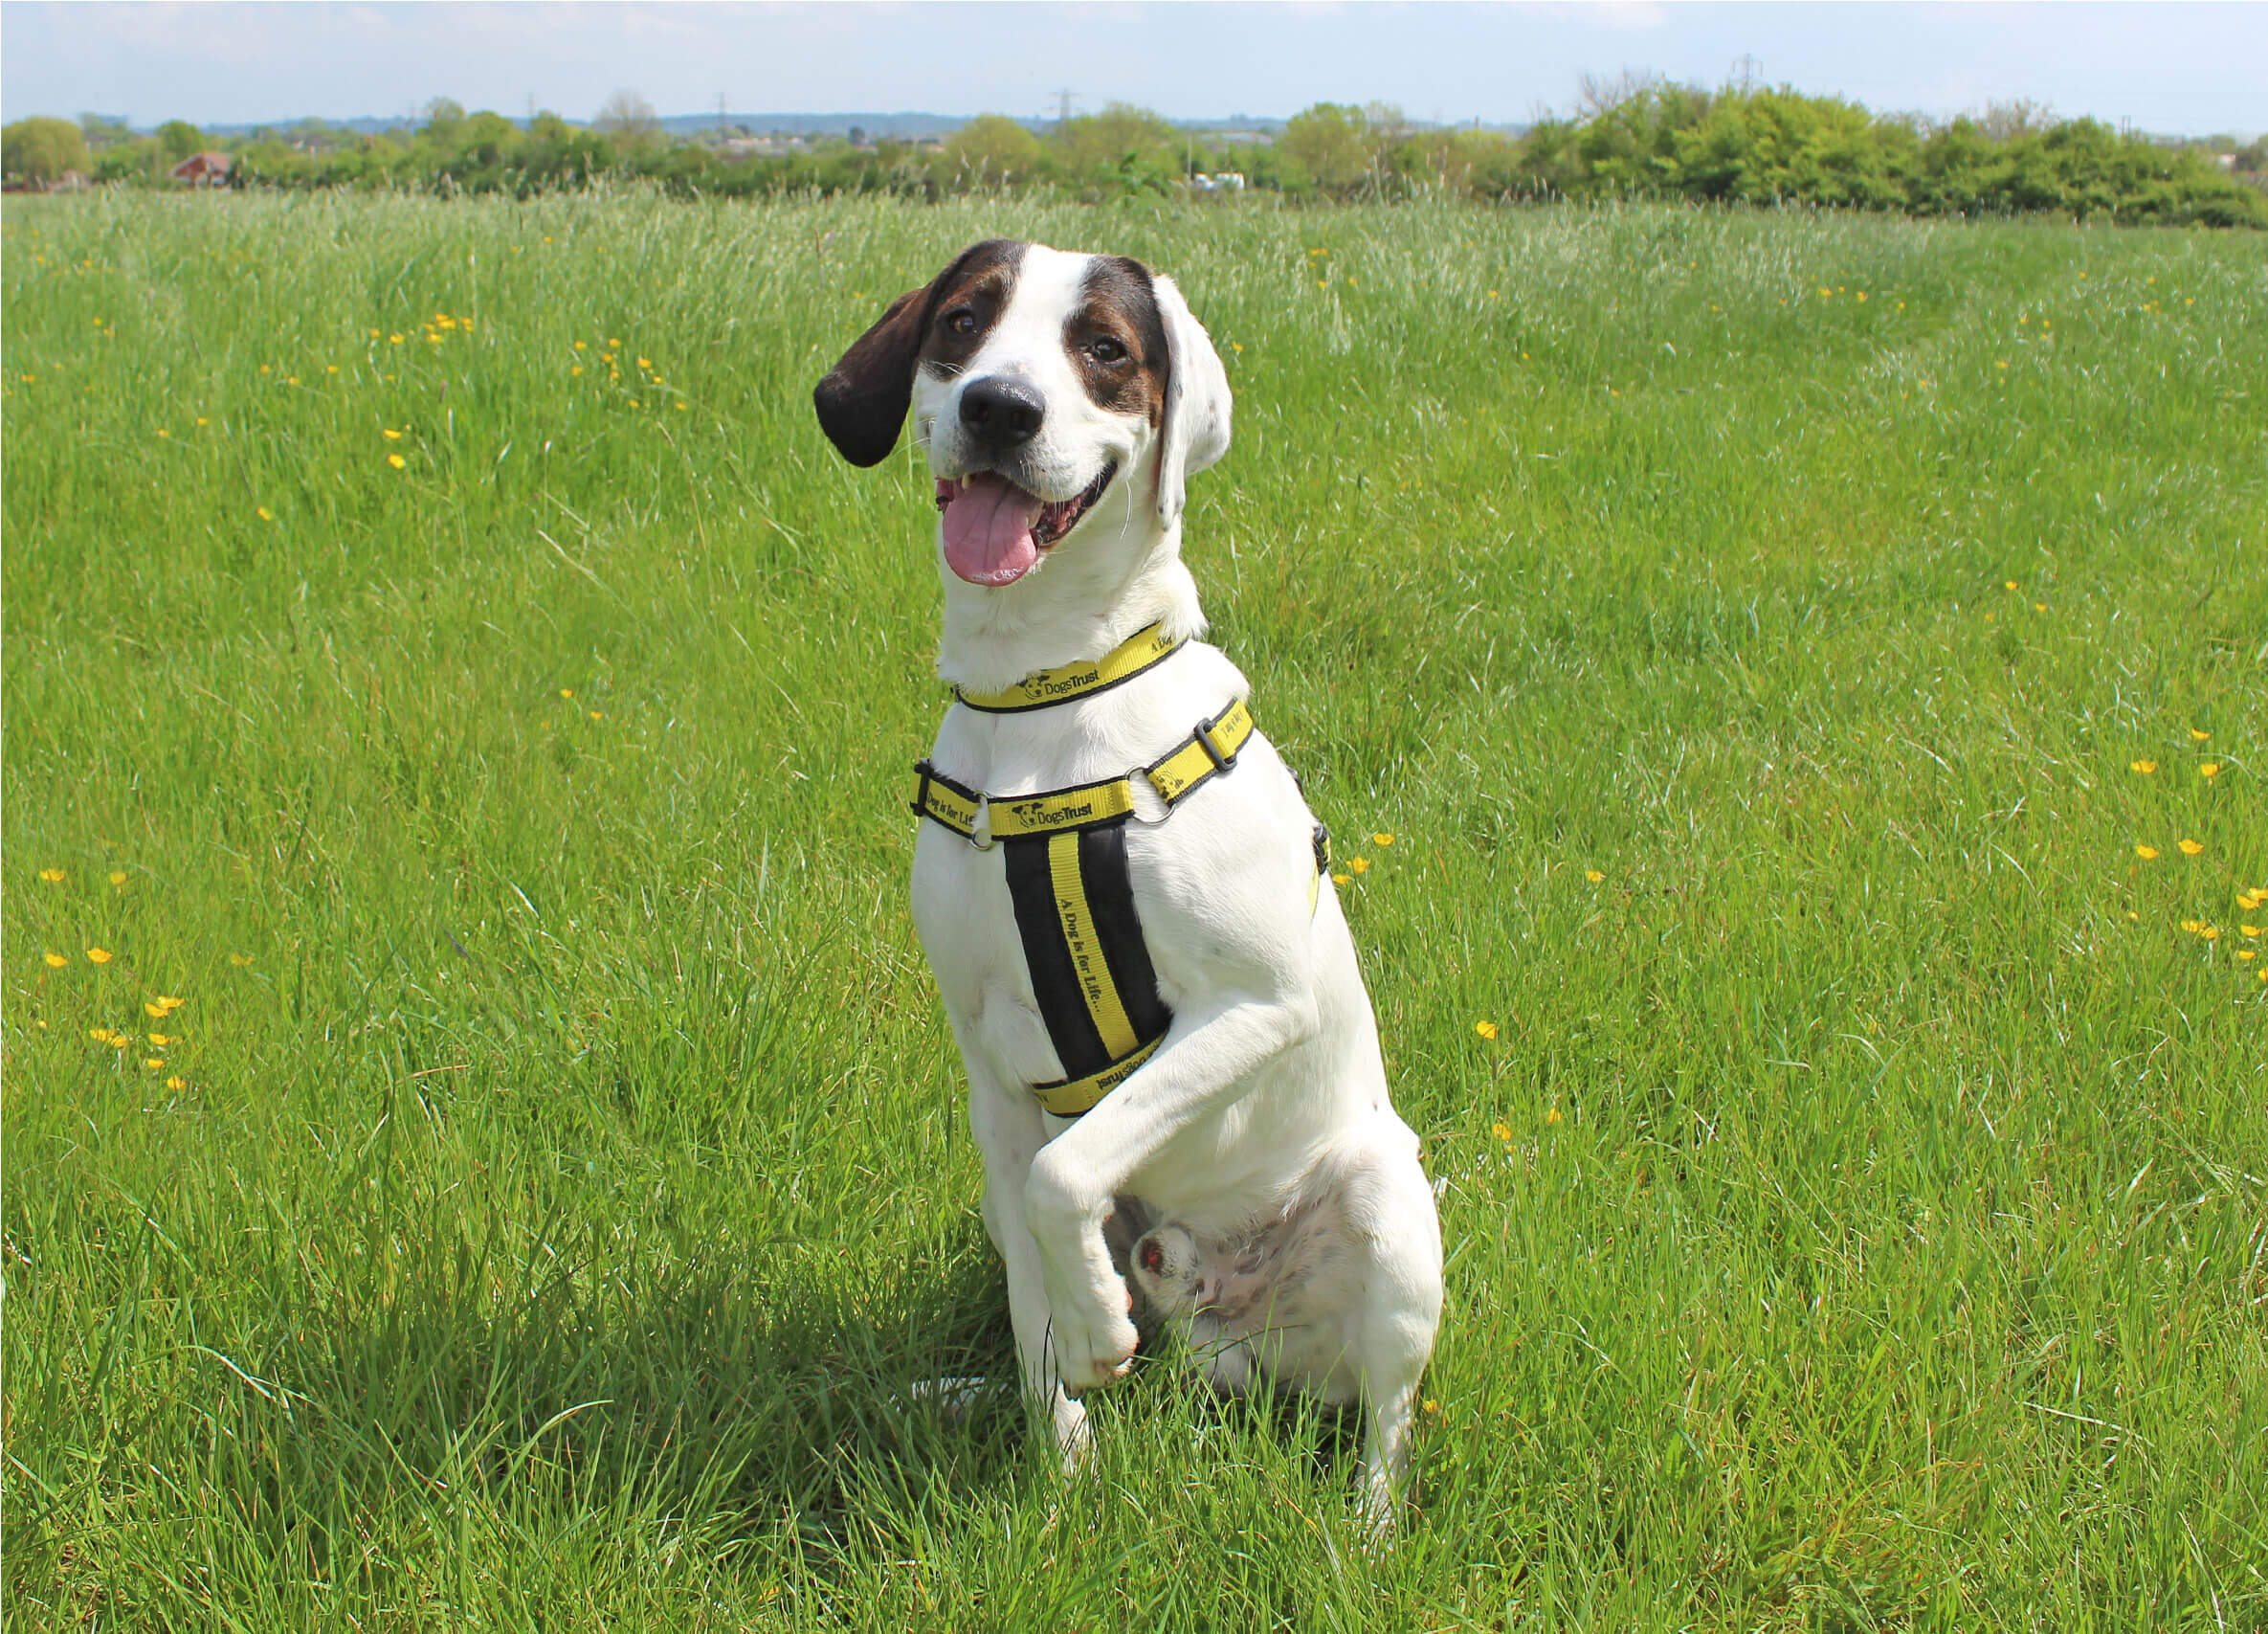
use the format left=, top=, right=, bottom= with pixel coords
left=44, top=951, right=68, bottom=967
left=2200, top=764, right=2221, bottom=780
left=1348, top=857, right=1370, bottom=874
left=1491, top=1120, right=1512, bottom=1141
left=2178, top=839, right=2205, bottom=857
left=38, top=867, right=64, bottom=883
left=2129, top=760, right=2157, bottom=774
left=1585, top=869, right=1605, bottom=884
left=2135, top=844, right=2160, bottom=860
left=86, top=947, right=113, bottom=964
left=1372, top=833, right=1395, bottom=846
left=1476, top=1020, right=1498, bottom=1041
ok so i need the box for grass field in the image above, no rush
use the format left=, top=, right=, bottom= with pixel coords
left=4, top=187, right=2263, bottom=1631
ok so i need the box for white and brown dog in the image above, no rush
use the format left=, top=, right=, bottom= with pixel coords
left=814, top=240, right=1441, bottom=1528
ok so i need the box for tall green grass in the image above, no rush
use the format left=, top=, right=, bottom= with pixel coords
left=5, top=188, right=2263, bottom=1630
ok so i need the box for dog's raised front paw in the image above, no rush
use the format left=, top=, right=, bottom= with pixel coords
left=1046, top=1273, right=1141, bottom=1393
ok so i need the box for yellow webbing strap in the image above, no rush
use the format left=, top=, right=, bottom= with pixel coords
left=1046, top=832, right=1142, bottom=1062
left=954, top=622, right=1183, bottom=713
left=911, top=698, right=1256, bottom=843
left=1034, top=1034, right=1163, bottom=1117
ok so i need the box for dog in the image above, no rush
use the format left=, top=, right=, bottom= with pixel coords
left=813, top=239, right=1442, bottom=1530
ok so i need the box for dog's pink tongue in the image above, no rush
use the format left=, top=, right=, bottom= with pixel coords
left=940, top=474, right=1043, bottom=586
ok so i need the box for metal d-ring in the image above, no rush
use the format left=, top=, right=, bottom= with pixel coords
left=967, top=792, right=997, bottom=851
left=1128, top=766, right=1173, bottom=825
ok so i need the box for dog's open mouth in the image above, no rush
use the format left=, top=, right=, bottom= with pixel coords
left=934, top=464, right=1116, bottom=587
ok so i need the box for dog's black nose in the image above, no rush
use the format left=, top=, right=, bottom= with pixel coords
left=959, top=377, right=1045, bottom=447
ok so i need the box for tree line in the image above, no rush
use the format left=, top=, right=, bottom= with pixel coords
left=7, top=86, right=2264, bottom=227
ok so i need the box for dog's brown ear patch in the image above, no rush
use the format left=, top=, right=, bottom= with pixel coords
left=813, top=285, right=931, bottom=468
left=812, top=239, right=1026, bottom=469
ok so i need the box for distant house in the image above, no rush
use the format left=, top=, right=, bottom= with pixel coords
left=170, top=150, right=233, bottom=186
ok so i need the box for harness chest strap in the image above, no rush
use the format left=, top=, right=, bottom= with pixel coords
left=911, top=697, right=1256, bottom=843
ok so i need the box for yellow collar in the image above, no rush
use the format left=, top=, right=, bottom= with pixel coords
left=953, top=622, right=1183, bottom=713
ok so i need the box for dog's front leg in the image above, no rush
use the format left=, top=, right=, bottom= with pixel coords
left=968, top=1072, right=1092, bottom=1469
left=1023, top=996, right=1313, bottom=1393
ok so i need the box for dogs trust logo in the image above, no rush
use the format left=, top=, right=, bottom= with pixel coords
left=1010, top=797, right=1096, bottom=829
left=1013, top=666, right=1104, bottom=704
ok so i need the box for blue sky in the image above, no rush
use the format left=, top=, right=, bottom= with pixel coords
left=5, top=2, right=2263, bottom=137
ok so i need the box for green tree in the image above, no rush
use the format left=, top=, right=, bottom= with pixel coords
left=595, top=90, right=661, bottom=155
left=78, top=113, right=131, bottom=150
left=153, top=120, right=205, bottom=166
left=419, top=99, right=467, bottom=145
left=2, top=116, right=91, bottom=184
left=1052, top=102, right=1173, bottom=174
left=1280, top=103, right=1369, bottom=191
left=942, top=113, right=1042, bottom=183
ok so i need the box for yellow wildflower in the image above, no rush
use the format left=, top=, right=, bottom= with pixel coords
left=1422, top=1399, right=1440, bottom=1416
left=2189, top=728, right=2210, bottom=742
left=1491, top=1119, right=1512, bottom=1141
left=388, top=453, right=406, bottom=469
left=382, top=428, right=403, bottom=440
left=2135, top=844, right=2159, bottom=860
left=2129, top=760, right=2156, bottom=774
left=39, top=866, right=64, bottom=882
left=229, top=952, right=254, bottom=967
left=2178, top=839, right=2205, bottom=857
left=560, top=687, right=574, bottom=699
left=87, top=947, right=113, bottom=964
left=167, top=1076, right=188, bottom=1089
left=256, top=506, right=274, bottom=523
left=1476, top=1020, right=1498, bottom=1041
left=2004, top=580, right=2017, bottom=592
left=1372, top=833, right=1395, bottom=846
left=149, top=1033, right=173, bottom=1046
left=108, top=870, right=127, bottom=885
left=573, top=339, right=587, bottom=349
left=1585, top=869, right=1605, bottom=884
left=2200, top=763, right=2220, bottom=780
left=44, top=951, right=68, bottom=967
left=150, top=996, right=184, bottom=1015
left=1348, top=857, right=1370, bottom=874
left=1545, top=1106, right=1564, bottom=1126
left=2241, top=925, right=2262, bottom=938
left=1330, top=872, right=1350, bottom=886
left=145, top=1057, right=165, bottom=1069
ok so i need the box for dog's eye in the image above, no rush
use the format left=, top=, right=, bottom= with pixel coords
left=943, top=309, right=978, bottom=337
left=1087, top=336, right=1127, bottom=364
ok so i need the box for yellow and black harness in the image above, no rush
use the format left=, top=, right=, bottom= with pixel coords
left=913, top=624, right=1323, bottom=1118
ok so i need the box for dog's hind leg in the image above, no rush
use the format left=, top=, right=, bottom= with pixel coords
left=1341, top=1126, right=1444, bottom=1539
left=969, top=1068, right=1092, bottom=1470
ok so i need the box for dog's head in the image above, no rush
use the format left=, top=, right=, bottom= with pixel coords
left=813, top=240, right=1232, bottom=589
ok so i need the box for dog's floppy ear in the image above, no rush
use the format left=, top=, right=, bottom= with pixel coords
left=1151, top=274, right=1233, bottom=527
left=812, top=284, right=933, bottom=468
